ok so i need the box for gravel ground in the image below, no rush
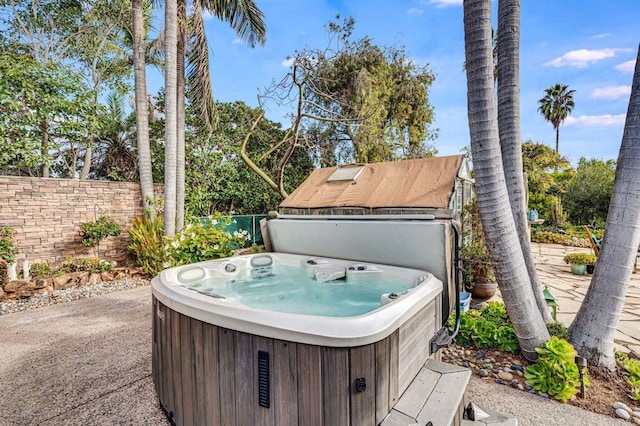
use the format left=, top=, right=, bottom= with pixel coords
left=0, top=278, right=150, bottom=316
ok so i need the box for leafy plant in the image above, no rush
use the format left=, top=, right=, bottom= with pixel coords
left=460, top=199, right=494, bottom=289
left=30, top=262, right=52, bottom=278
left=546, top=321, right=570, bottom=340
left=562, top=253, right=597, bottom=265
left=76, top=215, right=122, bottom=247
left=60, top=257, right=114, bottom=274
left=0, top=227, right=18, bottom=265
left=247, top=244, right=265, bottom=254
left=496, top=326, right=519, bottom=353
left=164, top=215, right=250, bottom=267
left=480, top=301, right=509, bottom=326
left=448, top=302, right=519, bottom=353
left=524, top=336, right=586, bottom=402
left=128, top=215, right=166, bottom=276
left=616, top=352, right=640, bottom=400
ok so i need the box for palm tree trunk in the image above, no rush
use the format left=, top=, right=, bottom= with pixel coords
left=464, top=0, right=549, bottom=360
left=164, top=0, right=178, bottom=237
left=497, top=0, right=551, bottom=322
left=570, top=47, right=640, bottom=369
left=555, top=126, right=559, bottom=153
left=132, top=0, right=156, bottom=218
left=176, top=1, right=186, bottom=232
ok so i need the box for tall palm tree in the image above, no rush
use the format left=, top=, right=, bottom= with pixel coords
left=464, top=0, right=549, bottom=360
left=537, top=83, right=575, bottom=153
left=497, top=0, right=551, bottom=322
left=164, top=0, right=266, bottom=235
left=164, top=0, right=179, bottom=237
left=570, top=48, right=640, bottom=369
left=132, top=0, right=155, bottom=218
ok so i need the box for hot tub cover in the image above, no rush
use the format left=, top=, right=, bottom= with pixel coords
left=279, top=155, right=464, bottom=210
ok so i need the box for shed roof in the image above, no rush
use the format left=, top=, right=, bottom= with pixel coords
left=280, top=155, right=465, bottom=209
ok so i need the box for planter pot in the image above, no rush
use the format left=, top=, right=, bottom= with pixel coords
left=469, top=281, right=498, bottom=300
left=570, top=264, right=587, bottom=276
left=586, top=264, right=595, bottom=274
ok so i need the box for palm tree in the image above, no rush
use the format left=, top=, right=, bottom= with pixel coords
left=464, top=0, right=549, bottom=360
left=570, top=48, right=640, bottom=369
left=164, top=0, right=179, bottom=236
left=132, top=0, right=156, bottom=218
left=537, top=83, right=575, bottom=153
left=497, top=0, right=551, bottom=322
left=163, top=0, right=266, bottom=235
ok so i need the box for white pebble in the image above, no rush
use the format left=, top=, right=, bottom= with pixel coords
left=613, top=402, right=632, bottom=413
left=616, top=408, right=631, bottom=421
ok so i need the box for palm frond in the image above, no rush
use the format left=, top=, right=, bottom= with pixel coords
left=199, top=0, right=266, bottom=47
left=186, top=0, right=217, bottom=131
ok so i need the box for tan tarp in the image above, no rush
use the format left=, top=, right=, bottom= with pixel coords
left=280, top=155, right=463, bottom=209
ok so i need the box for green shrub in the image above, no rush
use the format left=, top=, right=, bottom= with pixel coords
left=496, top=326, right=519, bottom=353
left=546, top=321, right=570, bottom=340
left=448, top=302, right=519, bottom=353
left=0, top=227, right=18, bottom=265
left=60, top=257, right=114, bottom=274
left=128, top=215, right=167, bottom=276
left=30, top=262, right=52, bottom=278
left=616, top=352, right=640, bottom=400
left=480, top=301, right=509, bottom=326
left=524, top=336, right=587, bottom=402
left=76, top=215, right=122, bottom=247
left=164, top=215, right=250, bottom=267
left=247, top=244, right=265, bottom=254
left=562, top=253, right=597, bottom=265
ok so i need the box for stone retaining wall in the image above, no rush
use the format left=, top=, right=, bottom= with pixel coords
left=0, top=176, right=162, bottom=265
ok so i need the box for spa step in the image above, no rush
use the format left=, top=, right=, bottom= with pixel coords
left=381, top=359, right=471, bottom=426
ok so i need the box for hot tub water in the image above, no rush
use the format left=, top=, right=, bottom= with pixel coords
left=180, top=263, right=418, bottom=317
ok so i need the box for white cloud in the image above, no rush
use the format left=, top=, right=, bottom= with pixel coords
left=407, top=8, right=424, bottom=15
left=565, top=114, right=626, bottom=127
left=591, top=33, right=611, bottom=39
left=544, top=48, right=628, bottom=68
left=616, top=59, right=637, bottom=74
left=232, top=38, right=243, bottom=44
left=281, top=57, right=295, bottom=68
left=427, top=0, right=462, bottom=8
left=591, top=86, right=631, bottom=100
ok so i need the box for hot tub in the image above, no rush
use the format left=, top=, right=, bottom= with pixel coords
left=152, top=253, right=443, bottom=426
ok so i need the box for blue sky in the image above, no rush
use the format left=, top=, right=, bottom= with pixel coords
left=149, top=0, right=639, bottom=165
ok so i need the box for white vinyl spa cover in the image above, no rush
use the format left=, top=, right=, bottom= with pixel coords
left=279, top=155, right=464, bottom=210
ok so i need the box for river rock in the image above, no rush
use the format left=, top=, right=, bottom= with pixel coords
left=497, top=371, right=514, bottom=381
left=616, top=408, right=631, bottom=421
left=613, top=402, right=632, bottom=413
left=478, top=369, right=489, bottom=377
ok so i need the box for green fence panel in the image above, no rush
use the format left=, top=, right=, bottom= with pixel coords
left=198, top=215, right=267, bottom=247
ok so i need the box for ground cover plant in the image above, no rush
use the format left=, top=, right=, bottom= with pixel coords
left=445, top=301, right=636, bottom=419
